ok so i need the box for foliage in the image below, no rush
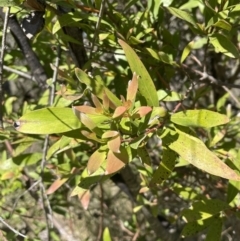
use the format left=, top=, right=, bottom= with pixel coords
left=1, top=0, right=240, bottom=240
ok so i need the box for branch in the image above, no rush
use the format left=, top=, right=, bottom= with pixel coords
left=57, top=6, right=88, bottom=69
left=192, top=68, right=240, bottom=107
left=0, top=7, right=10, bottom=129
left=0, top=9, right=47, bottom=88
left=0, top=217, right=27, bottom=239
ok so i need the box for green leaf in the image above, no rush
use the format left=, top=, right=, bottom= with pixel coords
left=226, top=150, right=240, bottom=203
left=104, top=88, right=122, bottom=107
left=87, top=149, right=107, bottom=174
left=209, top=33, right=239, bottom=58
left=157, top=89, right=184, bottom=101
left=167, top=7, right=197, bottom=27
left=162, top=128, right=240, bottom=181
left=181, top=216, right=219, bottom=237
left=0, top=153, right=42, bottom=173
left=180, top=38, right=208, bottom=63
left=150, top=148, right=176, bottom=186
left=180, top=0, right=201, bottom=10
left=227, top=179, right=240, bottom=204
left=12, top=153, right=42, bottom=166
left=181, top=199, right=227, bottom=238
left=0, top=0, right=21, bottom=7
left=181, top=41, right=194, bottom=63
left=15, top=107, right=81, bottom=134
left=172, top=184, right=199, bottom=200
left=212, top=19, right=232, bottom=31
left=79, top=168, right=112, bottom=189
left=182, top=199, right=229, bottom=222
left=52, top=13, right=82, bottom=34
left=103, top=227, right=112, bottom=241
left=46, top=136, right=72, bottom=160
left=205, top=217, right=222, bottom=241
left=118, top=39, right=158, bottom=107
left=145, top=48, right=175, bottom=65
left=130, top=135, right=147, bottom=149
left=170, top=109, right=230, bottom=128
left=75, top=68, right=104, bottom=98
left=137, top=147, right=151, bottom=165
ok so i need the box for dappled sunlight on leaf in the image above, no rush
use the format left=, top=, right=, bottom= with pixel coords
left=162, top=128, right=240, bottom=181
left=87, top=148, right=107, bottom=174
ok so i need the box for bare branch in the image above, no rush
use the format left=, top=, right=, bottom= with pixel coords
left=89, top=0, right=106, bottom=60
left=0, top=7, right=10, bottom=129
left=0, top=217, right=27, bottom=239
left=0, top=9, right=47, bottom=88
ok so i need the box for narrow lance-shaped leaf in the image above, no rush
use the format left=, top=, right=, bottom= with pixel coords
left=91, top=94, right=103, bottom=112
left=87, top=148, right=107, bottom=174
left=209, top=33, right=239, bottom=58
left=104, top=88, right=122, bottom=107
left=79, top=189, right=91, bottom=210
left=226, top=150, right=240, bottom=203
left=181, top=41, right=194, bottom=63
left=46, top=178, right=68, bottom=195
left=118, top=39, right=158, bottom=107
left=14, top=107, right=81, bottom=134
left=75, top=68, right=104, bottom=98
left=171, top=109, right=230, bottom=128
left=162, top=128, right=240, bottom=181
left=167, top=7, right=197, bottom=27
left=127, top=72, right=138, bottom=103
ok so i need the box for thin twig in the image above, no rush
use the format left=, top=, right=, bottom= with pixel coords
left=119, top=220, right=134, bottom=236
left=49, top=46, right=60, bottom=105
left=0, top=10, right=48, bottom=87
left=3, top=65, right=35, bottom=81
left=89, top=0, right=106, bottom=60
left=132, top=228, right=140, bottom=241
left=192, top=69, right=240, bottom=107
left=0, top=7, right=10, bottom=129
left=0, top=217, right=27, bottom=238
left=40, top=182, right=53, bottom=226
left=190, top=55, right=202, bottom=67
left=39, top=45, right=60, bottom=240
left=11, top=179, right=41, bottom=217
left=202, top=38, right=210, bottom=73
